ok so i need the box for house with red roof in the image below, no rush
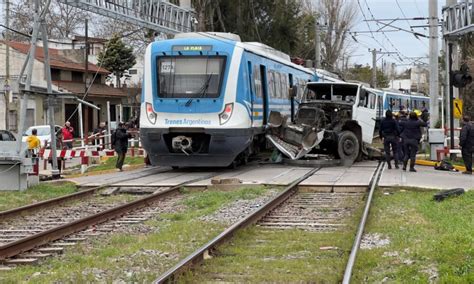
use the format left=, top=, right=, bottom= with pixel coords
left=0, top=40, right=129, bottom=136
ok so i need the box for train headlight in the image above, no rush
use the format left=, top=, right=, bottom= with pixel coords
left=219, top=103, right=233, bottom=125
left=146, top=103, right=157, bottom=124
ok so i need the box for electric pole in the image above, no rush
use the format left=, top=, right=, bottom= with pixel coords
left=371, top=49, right=377, bottom=88
left=315, top=16, right=321, bottom=69
left=369, top=49, right=398, bottom=88
left=429, top=0, right=439, bottom=127
left=4, top=0, right=10, bottom=130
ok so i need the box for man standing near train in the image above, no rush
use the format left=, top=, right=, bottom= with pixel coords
left=112, top=122, right=131, bottom=172
left=399, top=112, right=427, bottom=172
left=460, top=115, right=473, bottom=175
left=379, top=110, right=400, bottom=169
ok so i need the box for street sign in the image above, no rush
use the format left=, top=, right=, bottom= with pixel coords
left=453, top=98, right=463, bottom=119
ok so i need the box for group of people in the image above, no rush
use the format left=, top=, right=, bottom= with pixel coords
left=25, top=120, right=137, bottom=173
left=380, top=110, right=473, bottom=174
left=379, top=110, right=427, bottom=172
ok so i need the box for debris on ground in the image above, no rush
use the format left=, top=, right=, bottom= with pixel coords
left=360, top=233, right=390, bottom=250
left=433, top=188, right=465, bottom=202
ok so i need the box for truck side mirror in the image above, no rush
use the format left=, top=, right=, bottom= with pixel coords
left=289, top=86, right=298, bottom=99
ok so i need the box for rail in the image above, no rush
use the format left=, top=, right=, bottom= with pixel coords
left=0, top=167, right=171, bottom=220
left=154, top=167, right=320, bottom=283
left=342, top=161, right=384, bottom=284
left=0, top=172, right=215, bottom=260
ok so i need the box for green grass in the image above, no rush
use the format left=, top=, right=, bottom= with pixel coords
left=86, top=156, right=144, bottom=172
left=0, top=182, right=78, bottom=211
left=179, top=191, right=364, bottom=283
left=0, top=186, right=271, bottom=282
left=353, top=188, right=474, bottom=283
left=181, top=227, right=357, bottom=282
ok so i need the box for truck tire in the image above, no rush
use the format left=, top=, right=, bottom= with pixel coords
left=337, top=131, right=360, bottom=166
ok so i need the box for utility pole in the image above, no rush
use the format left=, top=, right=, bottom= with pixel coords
left=371, top=49, right=377, bottom=88
left=315, top=16, right=321, bottom=69
left=4, top=0, right=10, bottom=130
left=369, top=49, right=398, bottom=88
left=429, top=0, right=439, bottom=127
left=84, top=19, right=89, bottom=95
left=17, top=0, right=59, bottom=177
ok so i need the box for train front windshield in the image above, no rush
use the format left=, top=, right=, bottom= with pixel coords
left=157, top=57, right=226, bottom=98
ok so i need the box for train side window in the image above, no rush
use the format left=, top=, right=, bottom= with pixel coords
left=253, top=66, right=262, bottom=98
left=267, top=71, right=275, bottom=98
left=248, top=61, right=255, bottom=97
left=282, top=74, right=289, bottom=98
left=274, top=72, right=279, bottom=98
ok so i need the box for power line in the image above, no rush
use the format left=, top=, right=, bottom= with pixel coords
left=355, top=0, right=394, bottom=59
left=413, top=0, right=424, bottom=17
left=394, top=0, right=429, bottom=47
left=361, top=0, right=405, bottom=63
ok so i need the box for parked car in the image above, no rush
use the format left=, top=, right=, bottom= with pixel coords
left=0, top=130, right=16, bottom=141
left=22, top=125, right=62, bottom=148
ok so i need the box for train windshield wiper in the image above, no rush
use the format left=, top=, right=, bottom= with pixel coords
left=185, top=73, right=213, bottom=107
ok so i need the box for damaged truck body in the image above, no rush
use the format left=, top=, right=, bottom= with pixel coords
left=267, top=82, right=378, bottom=166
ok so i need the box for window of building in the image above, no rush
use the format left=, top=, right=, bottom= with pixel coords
left=128, top=69, right=138, bottom=75
left=51, top=69, right=60, bottom=81
left=72, top=71, right=83, bottom=82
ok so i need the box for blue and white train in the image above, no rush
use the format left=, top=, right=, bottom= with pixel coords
left=140, top=32, right=323, bottom=167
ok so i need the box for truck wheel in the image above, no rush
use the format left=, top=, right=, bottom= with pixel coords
left=337, top=131, right=360, bottom=166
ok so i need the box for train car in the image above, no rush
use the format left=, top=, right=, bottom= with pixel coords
left=140, top=32, right=318, bottom=167
left=379, top=90, right=429, bottom=116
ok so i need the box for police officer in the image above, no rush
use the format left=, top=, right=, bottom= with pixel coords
left=460, top=115, right=473, bottom=174
left=399, top=112, right=427, bottom=172
left=379, top=110, right=400, bottom=169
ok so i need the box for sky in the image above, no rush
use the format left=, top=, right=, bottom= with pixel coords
left=350, top=0, right=446, bottom=71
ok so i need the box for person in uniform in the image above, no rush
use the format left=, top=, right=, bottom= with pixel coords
left=460, top=115, right=473, bottom=174
left=379, top=110, right=400, bottom=169
left=113, top=122, right=131, bottom=172
left=399, top=112, right=427, bottom=172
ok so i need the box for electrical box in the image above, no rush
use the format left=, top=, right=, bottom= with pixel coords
left=0, top=141, right=29, bottom=191
left=428, top=129, right=446, bottom=161
left=428, top=129, right=445, bottom=144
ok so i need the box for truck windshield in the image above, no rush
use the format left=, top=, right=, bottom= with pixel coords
left=304, top=83, right=358, bottom=104
left=157, top=56, right=226, bottom=98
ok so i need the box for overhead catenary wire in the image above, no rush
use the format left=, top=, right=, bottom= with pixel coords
left=355, top=0, right=403, bottom=65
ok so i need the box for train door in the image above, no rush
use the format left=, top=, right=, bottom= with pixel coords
left=353, top=88, right=377, bottom=144
left=259, top=65, right=269, bottom=125
left=289, top=74, right=295, bottom=122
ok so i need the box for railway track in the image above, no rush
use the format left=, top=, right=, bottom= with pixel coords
left=0, top=167, right=172, bottom=220
left=0, top=172, right=216, bottom=265
left=155, top=162, right=384, bottom=283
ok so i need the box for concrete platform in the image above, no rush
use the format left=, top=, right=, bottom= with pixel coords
left=189, top=165, right=313, bottom=187
left=379, top=165, right=474, bottom=190
left=66, top=166, right=168, bottom=187
left=298, top=161, right=378, bottom=192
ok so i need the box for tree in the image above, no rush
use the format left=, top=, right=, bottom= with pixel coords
left=8, top=0, right=88, bottom=41
left=97, top=35, right=137, bottom=88
left=316, top=0, right=358, bottom=71
left=93, top=17, right=155, bottom=56
left=346, top=65, right=389, bottom=88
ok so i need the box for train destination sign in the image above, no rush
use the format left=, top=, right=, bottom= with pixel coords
left=172, top=45, right=212, bottom=52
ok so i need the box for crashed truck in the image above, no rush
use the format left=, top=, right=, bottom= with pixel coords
left=266, top=82, right=378, bottom=166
